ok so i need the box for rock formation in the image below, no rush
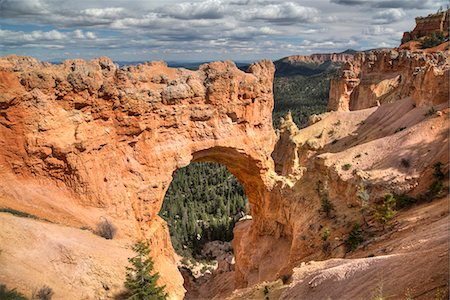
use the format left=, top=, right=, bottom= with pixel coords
left=280, top=53, right=354, bottom=65
left=401, top=9, right=449, bottom=44
left=0, top=47, right=448, bottom=300
left=328, top=50, right=449, bottom=111
left=0, top=55, right=276, bottom=299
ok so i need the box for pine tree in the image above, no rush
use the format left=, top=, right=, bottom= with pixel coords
left=125, top=241, right=168, bottom=300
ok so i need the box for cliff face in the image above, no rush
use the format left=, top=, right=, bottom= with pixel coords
left=274, top=52, right=354, bottom=77
left=401, top=9, right=449, bottom=44
left=282, top=53, right=354, bottom=65
left=0, top=55, right=276, bottom=299
left=328, top=50, right=449, bottom=111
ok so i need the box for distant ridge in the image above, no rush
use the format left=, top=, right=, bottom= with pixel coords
left=274, top=50, right=355, bottom=77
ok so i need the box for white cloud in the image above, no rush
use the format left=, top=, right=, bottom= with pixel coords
left=363, top=25, right=396, bottom=36
left=244, top=2, right=319, bottom=24
left=85, top=31, right=96, bottom=39
left=157, top=0, right=226, bottom=19
left=0, top=0, right=443, bottom=60
left=74, top=29, right=85, bottom=39
left=372, top=8, right=406, bottom=24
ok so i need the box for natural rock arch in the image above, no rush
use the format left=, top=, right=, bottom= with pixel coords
left=0, top=55, right=280, bottom=298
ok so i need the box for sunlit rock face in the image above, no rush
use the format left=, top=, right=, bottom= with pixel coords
left=328, top=50, right=449, bottom=111
left=0, top=55, right=277, bottom=299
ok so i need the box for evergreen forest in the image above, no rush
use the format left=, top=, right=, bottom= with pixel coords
left=160, top=162, right=247, bottom=258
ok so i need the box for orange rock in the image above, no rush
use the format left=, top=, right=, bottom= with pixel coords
left=0, top=55, right=276, bottom=299
left=328, top=50, right=450, bottom=111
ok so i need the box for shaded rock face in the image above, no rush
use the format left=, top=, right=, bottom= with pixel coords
left=0, top=55, right=276, bottom=299
left=328, top=50, right=450, bottom=111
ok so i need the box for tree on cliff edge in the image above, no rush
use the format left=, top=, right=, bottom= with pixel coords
left=124, top=241, right=168, bottom=300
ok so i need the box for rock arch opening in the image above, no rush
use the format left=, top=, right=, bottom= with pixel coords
left=159, top=146, right=266, bottom=298
left=160, top=161, right=248, bottom=260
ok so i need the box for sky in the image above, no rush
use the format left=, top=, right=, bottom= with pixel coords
left=0, top=0, right=446, bottom=62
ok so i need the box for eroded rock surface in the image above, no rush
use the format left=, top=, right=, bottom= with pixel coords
left=0, top=48, right=448, bottom=300
left=0, top=55, right=276, bottom=299
left=328, top=50, right=449, bottom=111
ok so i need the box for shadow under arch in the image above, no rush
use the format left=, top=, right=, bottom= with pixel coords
left=190, top=146, right=269, bottom=216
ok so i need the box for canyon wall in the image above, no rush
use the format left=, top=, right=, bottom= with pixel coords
left=0, top=55, right=276, bottom=299
left=328, top=50, right=449, bottom=111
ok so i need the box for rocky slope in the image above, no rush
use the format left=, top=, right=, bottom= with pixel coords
left=224, top=198, right=448, bottom=299
left=0, top=47, right=448, bottom=300
left=0, top=213, right=133, bottom=299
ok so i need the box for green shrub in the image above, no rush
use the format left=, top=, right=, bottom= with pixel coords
left=421, top=31, right=446, bottom=49
left=433, top=162, right=445, bottom=180
left=357, top=185, right=370, bottom=226
left=263, top=285, right=270, bottom=300
left=345, top=223, right=363, bottom=252
left=395, top=194, right=417, bottom=209
left=429, top=180, right=444, bottom=198
left=317, top=181, right=334, bottom=218
left=328, top=129, right=335, bottom=137
left=0, top=284, right=27, bottom=300
left=321, top=228, right=331, bottom=241
left=374, top=194, right=396, bottom=227
left=320, top=195, right=335, bottom=218
left=124, top=241, right=168, bottom=300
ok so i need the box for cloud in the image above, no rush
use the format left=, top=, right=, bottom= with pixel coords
left=330, top=0, right=442, bottom=9
left=81, top=7, right=127, bottom=19
left=0, top=29, right=67, bottom=47
left=363, top=25, right=397, bottom=36
left=372, top=8, right=406, bottom=24
left=157, top=0, right=226, bottom=19
left=73, top=29, right=96, bottom=39
left=244, top=2, right=319, bottom=24
left=0, top=0, right=48, bottom=17
left=0, top=0, right=441, bottom=60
